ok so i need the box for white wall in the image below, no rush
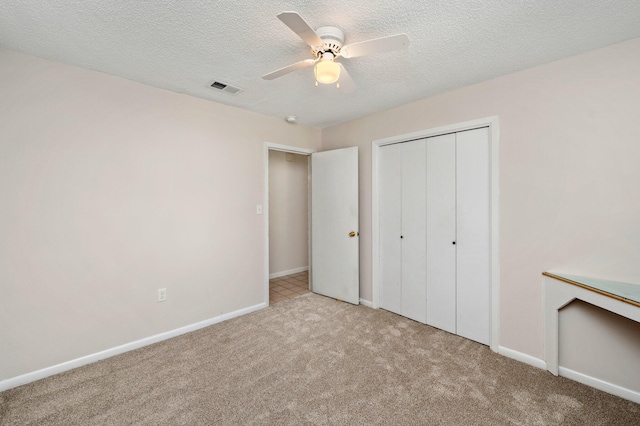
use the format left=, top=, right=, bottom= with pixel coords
left=268, top=151, right=309, bottom=276
left=2, top=35, right=639, bottom=393
left=321, top=37, right=640, bottom=362
left=0, top=47, right=321, bottom=381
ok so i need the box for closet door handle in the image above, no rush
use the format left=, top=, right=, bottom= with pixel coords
left=452, top=241, right=456, bottom=245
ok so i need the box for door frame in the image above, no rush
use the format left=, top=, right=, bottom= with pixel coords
left=263, top=142, right=316, bottom=306
left=371, top=116, right=500, bottom=352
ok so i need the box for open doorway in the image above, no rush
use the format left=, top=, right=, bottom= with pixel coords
left=267, top=148, right=311, bottom=305
left=263, top=143, right=360, bottom=306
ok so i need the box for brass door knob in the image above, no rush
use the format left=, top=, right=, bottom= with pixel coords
left=349, top=231, right=358, bottom=237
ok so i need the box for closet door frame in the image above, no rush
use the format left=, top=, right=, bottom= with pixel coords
left=371, top=116, right=500, bottom=353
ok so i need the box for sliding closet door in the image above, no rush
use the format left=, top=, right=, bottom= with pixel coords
left=379, top=143, right=402, bottom=315
left=425, top=134, right=457, bottom=333
left=456, top=127, right=490, bottom=345
left=401, top=139, right=427, bottom=323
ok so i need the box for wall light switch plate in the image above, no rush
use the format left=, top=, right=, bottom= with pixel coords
left=256, top=204, right=263, bottom=215
left=158, top=288, right=167, bottom=302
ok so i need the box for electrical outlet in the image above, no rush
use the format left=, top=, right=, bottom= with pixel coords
left=158, top=288, right=167, bottom=302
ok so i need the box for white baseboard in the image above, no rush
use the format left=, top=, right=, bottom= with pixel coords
left=559, top=367, right=640, bottom=404
left=269, top=266, right=309, bottom=279
left=0, top=302, right=267, bottom=393
left=498, top=346, right=547, bottom=370
left=497, top=347, right=640, bottom=403
left=359, top=298, right=373, bottom=308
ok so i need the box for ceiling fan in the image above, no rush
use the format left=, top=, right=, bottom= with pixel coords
left=262, top=12, right=410, bottom=93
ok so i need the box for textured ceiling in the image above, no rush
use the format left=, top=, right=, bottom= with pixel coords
left=1, top=1, right=640, bottom=128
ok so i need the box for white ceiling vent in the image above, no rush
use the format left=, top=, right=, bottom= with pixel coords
left=209, top=81, right=243, bottom=95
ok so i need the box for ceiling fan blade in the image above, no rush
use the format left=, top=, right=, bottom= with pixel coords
left=340, top=33, right=410, bottom=59
left=277, top=11, right=324, bottom=48
left=262, top=59, right=316, bottom=80
left=337, top=64, right=356, bottom=93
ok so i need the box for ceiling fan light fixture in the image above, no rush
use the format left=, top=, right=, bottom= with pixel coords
left=264, top=11, right=410, bottom=93
left=314, top=59, right=341, bottom=85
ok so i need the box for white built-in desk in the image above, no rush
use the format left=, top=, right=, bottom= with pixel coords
left=543, top=272, right=640, bottom=376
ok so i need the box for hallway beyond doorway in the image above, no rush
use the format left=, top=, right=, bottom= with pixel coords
left=269, top=271, right=309, bottom=304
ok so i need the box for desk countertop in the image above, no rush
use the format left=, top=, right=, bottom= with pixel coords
left=543, top=272, right=640, bottom=307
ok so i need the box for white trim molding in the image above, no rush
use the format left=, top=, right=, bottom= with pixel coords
left=559, top=367, right=640, bottom=404
left=498, top=346, right=547, bottom=370
left=269, top=266, right=309, bottom=279
left=371, top=116, right=500, bottom=352
left=359, top=299, right=374, bottom=308
left=498, top=344, right=640, bottom=404
left=0, top=302, right=266, bottom=392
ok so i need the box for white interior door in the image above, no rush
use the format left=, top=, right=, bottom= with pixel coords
left=379, top=143, right=402, bottom=314
left=456, top=127, right=490, bottom=345
left=311, top=147, right=359, bottom=304
left=426, top=133, right=457, bottom=333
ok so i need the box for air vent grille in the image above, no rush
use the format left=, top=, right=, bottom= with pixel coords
left=209, top=81, right=243, bottom=95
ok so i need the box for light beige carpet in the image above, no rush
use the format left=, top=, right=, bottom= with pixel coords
left=1, top=293, right=638, bottom=425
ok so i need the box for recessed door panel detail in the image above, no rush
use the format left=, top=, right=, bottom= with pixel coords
left=426, top=134, right=457, bottom=333
left=456, top=128, right=490, bottom=345
left=401, top=139, right=427, bottom=323
left=379, top=143, right=402, bottom=314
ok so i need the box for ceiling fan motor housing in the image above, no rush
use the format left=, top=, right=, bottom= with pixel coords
left=312, top=26, right=345, bottom=57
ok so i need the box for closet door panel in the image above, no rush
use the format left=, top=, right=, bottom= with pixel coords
left=425, top=134, right=457, bottom=333
left=379, top=144, right=402, bottom=315
left=401, top=139, right=427, bottom=323
left=456, top=127, right=490, bottom=345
